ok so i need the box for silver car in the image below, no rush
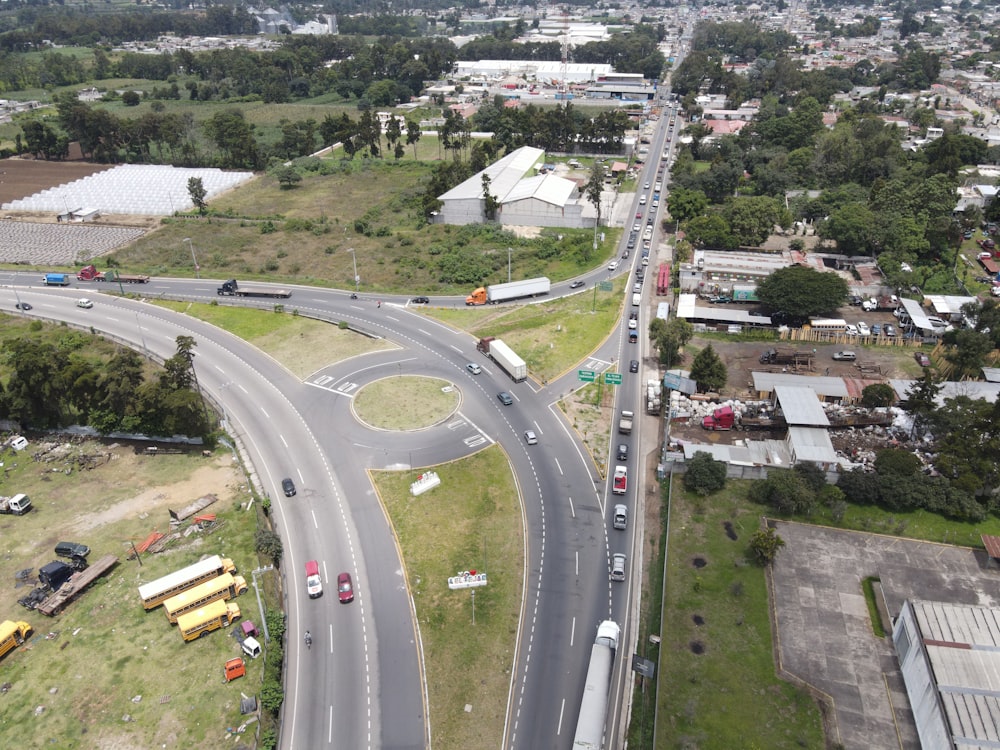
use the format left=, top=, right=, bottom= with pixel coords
left=611, top=553, right=626, bottom=582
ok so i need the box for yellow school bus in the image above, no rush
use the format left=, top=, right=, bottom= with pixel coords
left=163, top=573, right=248, bottom=624
left=137, top=554, right=237, bottom=610
left=177, top=600, right=241, bottom=642
left=0, top=620, right=32, bottom=661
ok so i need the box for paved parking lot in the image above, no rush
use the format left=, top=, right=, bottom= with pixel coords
left=770, top=521, right=999, bottom=750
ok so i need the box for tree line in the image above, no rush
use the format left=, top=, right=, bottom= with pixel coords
left=1, top=332, right=211, bottom=441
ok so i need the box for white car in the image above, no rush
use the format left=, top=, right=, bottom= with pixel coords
left=76, top=298, right=94, bottom=309
left=856, top=322, right=870, bottom=336
left=524, top=430, right=538, bottom=445
left=845, top=324, right=859, bottom=336
left=607, top=260, right=619, bottom=271
left=465, top=363, right=482, bottom=375
left=633, top=223, right=641, bottom=232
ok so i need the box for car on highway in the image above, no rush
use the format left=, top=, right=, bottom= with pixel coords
left=497, top=391, right=513, bottom=406
left=569, top=280, right=585, bottom=289
left=466, top=362, right=482, bottom=375
left=643, top=182, right=650, bottom=190
left=616, top=444, right=628, bottom=461
left=337, top=572, right=354, bottom=603
left=635, top=211, right=642, bottom=219
left=281, top=477, right=296, bottom=496
left=914, top=351, right=931, bottom=367
left=15, top=302, right=31, bottom=310
left=629, top=359, right=639, bottom=373
left=410, top=296, right=430, bottom=304
left=611, top=553, right=626, bottom=582
left=76, top=298, right=94, bottom=309
left=607, top=260, right=619, bottom=271
left=633, top=223, right=641, bottom=232
left=524, top=430, right=538, bottom=445
left=305, top=560, right=323, bottom=598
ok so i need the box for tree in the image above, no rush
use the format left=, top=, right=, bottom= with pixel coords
left=684, top=213, right=736, bottom=250
left=903, top=372, right=942, bottom=439
left=585, top=163, right=604, bottom=231
left=724, top=195, right=790, bottom=246
left=666, top=187, right=709, bottom=224
left=482, top=174, right=500, bottom=221
left=689, top=345, right=727, bottom=392
left=273, top=165, right=302, bottom=189
left=187, top=177, right=207, bottom=214
left=749, top=526, right=785, bottom=565
left=942, top=329, right=992, bottom=379
left=122, top=90, right=141, bottom=106
left=874, top=448, right=921, bottom=477
left=749, top=469, right=816, bottom=515
left=756, top=265, right=848, bottom=317
left=683, top=451, right=728, bottom=495
left=861, top=383, right=895, bottom=408
left=649, top=317, right=693, bottom=368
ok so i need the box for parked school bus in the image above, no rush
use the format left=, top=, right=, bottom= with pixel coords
left=137, top=554, right=237, bottom=610
left=177, top=599, right=241, bottom=642
left=162, top=572, right=248, bottom=624
left=0, top=620, right=32, bottom=661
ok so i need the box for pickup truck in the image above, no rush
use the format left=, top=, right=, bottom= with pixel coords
left=612, top=466, right=627, bottom=495
left=618, top=410, right=634, bottom=435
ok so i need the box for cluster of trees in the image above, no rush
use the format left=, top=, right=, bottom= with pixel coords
left=756, top=265, right=849, bottom=319
left=1, top=333, right=211, bottom=440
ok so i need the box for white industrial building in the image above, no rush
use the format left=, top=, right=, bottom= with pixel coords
left=893, top=599, right=1000, bottom=749
left=436, top=146, right=589, bottom=229
left=452, top=60, right=613, bottom=85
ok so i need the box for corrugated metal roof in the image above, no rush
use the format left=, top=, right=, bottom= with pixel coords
left=981, top=368, right=1000, bottom=383
left=908, top=600, right=1000, bottom=747
left=786, top=426, right=839, bottom=464
left=752, top=372, right=849, bottom=398
left=774, top=385, right=830, bottom=426
left=890, top=379, right=1000, bottom=406
left=504, top=173, right=576, bottom=206
left=438, top=145, right=544, bottom=202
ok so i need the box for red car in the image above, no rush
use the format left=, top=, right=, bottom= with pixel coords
left=914, top=352, right=931, bottom=367
left=635, top=211, right=642, bottom=219
left=337, top=572, right=354, bottom=603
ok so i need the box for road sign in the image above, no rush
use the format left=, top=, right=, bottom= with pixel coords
left=598, top=281, right=613, bottom=292
left=604, top=372, right=623, bottom=385
left=578, top=369, right=596, bottom=382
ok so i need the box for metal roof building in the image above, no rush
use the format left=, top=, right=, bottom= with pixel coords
left=893, top=599, right=1000, bottom=749
left=675, top=293, right=772, bottom=326
left=751, top=372, right=850, bottom=401
left=773, top=385, right=830, bottom=426
left=890, top=378, right=1000, bottom=405
left=436, top=146, right=588, bottom=228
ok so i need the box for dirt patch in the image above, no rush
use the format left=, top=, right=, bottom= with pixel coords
left=692, top=556, right=707, bottom=568
left=723, top=521, right=738, bottom=540
left=689, top=640, right=706, bottom=654
left=692, top=614, right=705, bottom=626
left=0, top=157, right=114, bottom=205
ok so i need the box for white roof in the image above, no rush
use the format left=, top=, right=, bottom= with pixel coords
left=890, top=379, right=1000, bottom=406
left=774, top=385, right=830, bottom=426
left=752, top=372, right=849, bottom=399
left=923, top=294, right=977, bottom=315
left=786, top=426, right=839, bottom=465
left=439, top=146, right=544, bottom=202
left=504, top=173, right=576, bottom=206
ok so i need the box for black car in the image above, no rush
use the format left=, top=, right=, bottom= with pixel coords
left=497, top=391, right=513, bottom=406
left=629, top=359, right=639, bottom=373
left=281, top=477, right=296, bottom=497
left=55, top=541, right=90, bottom=559
left=569, top=280, right=585, bottom=289
left=411, top=296, right=430, bottom=304
left=616, top=444, right=629, bottom=461
left=15, top=302, right=32, bottom=310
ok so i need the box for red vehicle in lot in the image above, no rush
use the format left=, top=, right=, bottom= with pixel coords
left=337, top=572, right=354, bottom=603
left=914, top=352, right=931, bottom=367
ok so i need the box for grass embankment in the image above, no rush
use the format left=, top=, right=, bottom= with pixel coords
left=658, top=478, right=824, bottom=749
left=354, top=376, right=459, bottom=431
left=373, top=446, right=522, bottom=750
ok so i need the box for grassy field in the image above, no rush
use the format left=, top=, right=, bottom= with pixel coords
left=658, top=477, right=825, bottom=749
left=373, top=445, right=522, bottom=750
left=354, top=376, right=459, bottom=430
left=152, top=300, right=395, bottom=380
left=0, top=437, right=263, bottom=750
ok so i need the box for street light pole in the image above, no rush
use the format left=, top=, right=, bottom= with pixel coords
left=183, top=237, right=200, bottom=279
left=347, top=247, right=359, bottom=292
left=507, top=246, right=512, bottom=283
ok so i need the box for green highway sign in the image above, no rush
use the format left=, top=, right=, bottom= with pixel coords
left=578, top=369, right=596, bottom=382
left=598, top=281, right=613, bottom=292
left=604, top=372, right=623, bottom=385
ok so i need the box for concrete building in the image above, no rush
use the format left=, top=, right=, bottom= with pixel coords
left=436, top=146, right=589, bottom=229
left=678, top=250, right=795, bottom=294
left=893, top=599, right=1000, bottom=749
left=452, top=60, right=612, bottom=85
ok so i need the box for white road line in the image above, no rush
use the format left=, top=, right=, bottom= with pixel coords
left=554, top=458, right=563, bottom=475
left=280, top=434, right=289, bottom=448
left=557, top=698, right=566, bottom=735
left=570, top=616, right=576, bottom=647
left=310, top=509, right=318, bottom=529
left=568, top=496, right=576, bottom=518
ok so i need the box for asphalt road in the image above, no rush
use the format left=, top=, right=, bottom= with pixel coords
left=2, top=96, right=684, bottom=746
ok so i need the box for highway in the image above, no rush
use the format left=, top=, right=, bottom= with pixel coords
left=1, top=84, right=683, bottom=749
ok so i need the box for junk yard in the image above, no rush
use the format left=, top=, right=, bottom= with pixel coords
left=0, top=436, right=266, bottom=748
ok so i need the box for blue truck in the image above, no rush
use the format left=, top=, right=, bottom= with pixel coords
left=42, top=273, right=70, bottom=286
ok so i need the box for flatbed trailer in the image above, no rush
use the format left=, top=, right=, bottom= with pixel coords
left=37, top=554, right=118, bottom=616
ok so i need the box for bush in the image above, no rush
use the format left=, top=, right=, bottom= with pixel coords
left=683, top=451, right=728, bottom=495
left=749, top=469, right=816, bottom=515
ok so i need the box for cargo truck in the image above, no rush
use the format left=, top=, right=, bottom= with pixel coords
left=477, top=337, right=528, bottom=382
left=217, top=279, right=292, bottom=299
left=646, top=379, right=661, bottom=414
left=0, top=493, right=32, bottom=515
left=77, top=265, right=150, bottom=283
left=42, top=273, right=70, bottom=286
left=0, top=620, right=32, bottom=662
left=465, top=277, right=550, bottom=306
left=572, top=620, right=620, bottom=750
left=612, top=466, right=627, bottom=495
left=618, top=410, right=634, bottom=435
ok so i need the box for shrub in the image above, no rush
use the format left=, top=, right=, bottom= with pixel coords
left=683, top=451, right=728, bottom=495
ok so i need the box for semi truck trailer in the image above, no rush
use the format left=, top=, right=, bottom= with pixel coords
left=572, top=620, right=620, bottom=750
left=217, top=280, right=292, bottom=299
left=477, top=337, right=528, bottom=383
left=466, top=277, right=550, bottom=305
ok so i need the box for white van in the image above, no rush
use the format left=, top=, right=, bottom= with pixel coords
left=632, top=293, right=641, bottom=307
left=639, top=194, right=647, bottom=205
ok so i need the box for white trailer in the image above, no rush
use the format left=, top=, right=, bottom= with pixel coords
left=478, top=337, right=528, bottom=382
left=573, top=620, right=621, bottom=750
left=487, top=277, right=551, bottom=303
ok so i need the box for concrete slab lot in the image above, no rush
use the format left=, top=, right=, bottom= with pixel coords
left=770, top=521, right=999, bottom=750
